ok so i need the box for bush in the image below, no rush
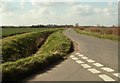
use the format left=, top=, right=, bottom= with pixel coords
left=2, top=30, right=73, bottom=82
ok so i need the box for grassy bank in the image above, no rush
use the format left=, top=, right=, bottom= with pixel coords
left=2, top=30, right=56, bottom=62
left=75, top=29, right=119, bottom=41
left=2, top=30, right=73, bottom=82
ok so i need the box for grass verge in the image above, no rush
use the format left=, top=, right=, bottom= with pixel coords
left=75, top=29, right=119, bottom=41
left=1, top=30, right=73, bottom=82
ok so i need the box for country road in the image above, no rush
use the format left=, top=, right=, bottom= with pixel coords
left=24, top=28, right=119, bottom=82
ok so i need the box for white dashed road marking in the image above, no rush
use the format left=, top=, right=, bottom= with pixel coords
left=113, top=73, right=120, bottom=78
left=99, top=74, right=115, bottom=81
left=81, top=64, right=91, bottom=68
left=71, top=53, right=117, bottom=81
left=76, top=53, right=80, bottom=55
left=78, top=54, right=84, bottom=57
left=101, top=67, right=114, bottom=72
left=87, top=59, right=95, bottom=63
left=76, top=60, right=84, bottom=64
left=93, top=63, right=103, bottom=67
left=88, top=68, right=101, bottom=73
left=81, top=56, right=88, bottom=60
left=70, top=55, right=74, bottom=58
left=72, top=57, right=78, bottom=60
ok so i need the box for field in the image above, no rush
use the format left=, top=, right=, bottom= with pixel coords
left=75, top=27, right=119, bottom=40
left=1, top=28, right=73, bottom=82
left=2, top=28, right=60, bottom=38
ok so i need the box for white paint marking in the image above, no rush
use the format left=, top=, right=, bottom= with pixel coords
left=87, top=59, right=95, bottom=63
left=88, top=68, right=101, bottom=73
left=113, top=73, right=120, bottom=78
left=78, top=54, right=84, bottom=57
left=99, top=74, right=115, bottom=81
left=81, top=56, right=88, bottom=60
left=72, top=57, right=78, bottom=60
left=52, top=67, right=56, bottom=70
left=76, top=60, right=84, bottom=64
left=81, top=64, right=91, bottom=68
left=93, top=63, right=103, bottom=67
left=101, top=67, right=114, bottom=72
left=70, top=55, right=74, bottom=58
left=76, top=53, right=80, bottom=55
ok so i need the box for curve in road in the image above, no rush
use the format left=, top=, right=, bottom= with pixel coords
left=24, top=28, right=119, bottom=82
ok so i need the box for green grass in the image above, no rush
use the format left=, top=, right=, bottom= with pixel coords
left=2, top=30, right=56, bottom=62
left=75, top=29, right=119, bottom=41
left=39, top=30, right=73, bottom=55
left=2, top=30, right=73, bottom=82
left=2, top=28, right=60, bottom=38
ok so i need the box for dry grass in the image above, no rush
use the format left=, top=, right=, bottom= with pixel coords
left=78, top=26, right=120, bottom=36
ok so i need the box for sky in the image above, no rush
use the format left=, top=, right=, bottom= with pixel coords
left=0, top=0, right=119, bottom=26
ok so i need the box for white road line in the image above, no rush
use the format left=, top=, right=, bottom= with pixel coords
left=76, top=53, right=80, bottom=55
left=76, top=60, right=84, bottom=64
left=99, top=74, right=115, bottom=81
left=78, top=54, right=84, bottom=57
left=81, top=64, right=91, bottom=68
left=93, top=63, right=103, bottom=67
left=87, top=59, right=95, bottom=63
left=88, top=68, right=101, bottom=73
left=113, top=73, right=120, bottom=78
left=72, top=57, right=78, bottom=60
left=81, top=56, right=88, bottom=60
left=70, top=55, right=75, bottom=58
left=101, top=67, right=114, bottom=72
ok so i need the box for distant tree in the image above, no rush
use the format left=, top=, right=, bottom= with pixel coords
left=75, top=23, right=79, bottom=27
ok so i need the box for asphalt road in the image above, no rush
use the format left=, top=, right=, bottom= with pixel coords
left=24, top=28, right=119, bottom=82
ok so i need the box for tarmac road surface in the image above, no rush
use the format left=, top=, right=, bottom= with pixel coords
left=24, top=28, right=119, bottom=82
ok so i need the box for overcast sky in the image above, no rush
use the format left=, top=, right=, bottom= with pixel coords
left=0, top=0, right=118, bottom=26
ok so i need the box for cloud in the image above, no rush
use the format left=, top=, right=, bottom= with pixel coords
left=67, top=4, right=94, bottom=17
left=0, top=2, right=10, bottom=12
left=0, top=1, right=20, bottom=13
left=31, top=0, right=78, bottom=3
left=0, top=1, right=118, bottom=26
left=20, top=0, right=26, bottom=10
left=68, top=3, right=117, bottom=17
left=94, top=7, right=117, bottom=16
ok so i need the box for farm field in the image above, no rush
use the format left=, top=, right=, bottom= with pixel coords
left=1, top=28, right=73, bottom=82
left=2, top=28, right=60, bottom=38
left=75, top=27, right=119, bottom=41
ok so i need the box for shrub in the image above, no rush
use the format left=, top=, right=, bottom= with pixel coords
left=78, top=27, right=84, bottom=30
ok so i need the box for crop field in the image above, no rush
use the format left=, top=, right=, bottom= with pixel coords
left=1, top=28, right=73, bottom=82
left=75, top=27, right=119, bottom=40
left=2, top=28, right=60, bottom=38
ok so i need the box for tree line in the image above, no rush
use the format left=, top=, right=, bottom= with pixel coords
left=1, top=24, right=74, bottom=28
